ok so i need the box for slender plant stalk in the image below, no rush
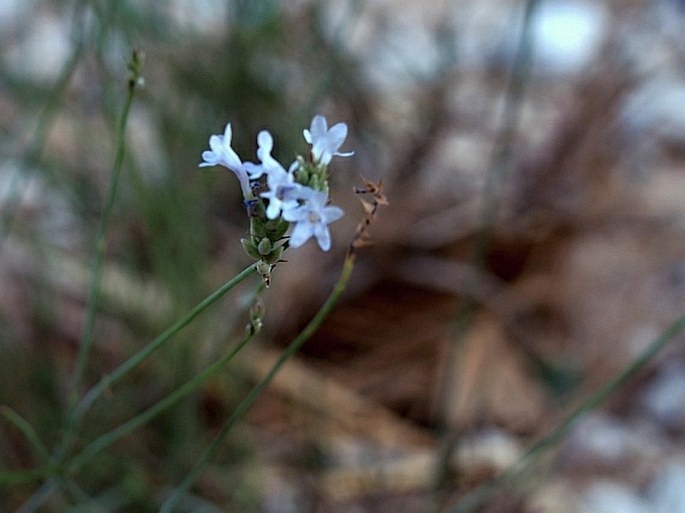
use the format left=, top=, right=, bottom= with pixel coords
left=56, top=263, right=257, bottom=461
left=13, top=479, right=60, bottom=513
left=67, top=325, right=258, bottom=472
left=442, top=311, right=685, bottom=513
left=63, top=476, right=112, bottom=513
left=0, top=407, right=51, bottom=464
left=478, top=0, right=541, bottom=246
left=6, top=264, right=256, bottom=507
left=159, top=254, right=356, bottom=513
left=0, top=466, right=53, bottom=486
left=66, top=53, right=141, bottom=410
left=433, top=0, right=542, bottom=494
left=53, top=51, right=145, bottom=468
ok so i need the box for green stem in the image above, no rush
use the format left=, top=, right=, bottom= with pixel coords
left=66, top=60, right=139, bottom=412
left=63, top=474, right=120, bottom=513
left=0, top=406, right=51, bottom=464
left=159, top=254, right=356, bottom=513
left=433, top=0, right=542, bottom=495
left=53, top=53, right=143, bottom=467
left=56, top=263, right=257, bottom=461
left=11, top=478, right=60, bottom=513
left=443, top=311, right=685, bottom=513
left=0, top=466, right=54, bottom=486
left=68, top=327, right=257, bottom=472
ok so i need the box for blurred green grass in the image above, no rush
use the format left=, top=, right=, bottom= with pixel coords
left=0, top=1, right=370, bottom=510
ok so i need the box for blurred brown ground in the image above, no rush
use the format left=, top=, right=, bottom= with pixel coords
left=3, top=1, right=685, bottom=512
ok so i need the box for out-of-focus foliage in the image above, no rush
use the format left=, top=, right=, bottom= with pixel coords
left=3, top=0, right=685, bottom=512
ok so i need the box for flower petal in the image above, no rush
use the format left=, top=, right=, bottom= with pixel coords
left=222, top=123, right=233, bottom=141
left=303, top=115, right=353, bottom=165
left=309, top=115, right=327, bottom=140
left=223, top=150, right=244, bottom=172
left=313, top=223, right=332, bottom=251
left=208, top=134, right=224, bottom=154
left=325, top=123, right=348, bottom=152
left=289, top=221, right=314, bottom=247
left=243, top=161, right=264, bottom=179
left=200, top=150, right=218, bottom=166
left=323, top=205, right=344, bottom=223
left=257, top=130, right=273, bottom=152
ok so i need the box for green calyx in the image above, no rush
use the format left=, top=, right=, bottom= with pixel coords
left=241, top=208, right=290, bottom=286
left=294, top=157, right=329, bottom=194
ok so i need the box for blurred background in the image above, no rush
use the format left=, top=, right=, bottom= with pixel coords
left=2, top=0, right=685, bottom=511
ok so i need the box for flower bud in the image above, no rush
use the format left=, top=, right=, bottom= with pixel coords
left=266, top=218, right=290, bottom=240
left=241, top=238, right=261, bottom=260
left=257, top=237, right=272, bottom=256
left=262, top=245, right=284, bottom=264
left=256, top=260, right=272, bottom=276
left=296, top=168, right=310, bottom=185
left=246, top=302, right=264, bottom=335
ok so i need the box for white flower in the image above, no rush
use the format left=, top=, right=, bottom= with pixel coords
left=283, top=188, right=344, bottom=251
left=256, top=130, right=281, bottom=171
left=303, top=115, right=354, bottom=165
left=200, top=123, right=253, bottom=199
left=244, top=130, right=281, bottom=180
left=260, top=166, right=303, bottom=220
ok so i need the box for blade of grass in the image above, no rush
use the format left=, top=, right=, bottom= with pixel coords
left=67, top=322, right=259, bottom=472
left=53, top=49, right=145, bottom=467
left=0, top=466, right=54, bottom=486
left=66, top=49, right=144, bottom=409
left=433, top=0, right=542, bottom=495
left=13, top=478, right=61, bottom=513
left=442, top=311, right=685, bottom=513
left=0, top=406, right=51, bottom=464
left=62, top=476, right=112, bottom=513
left=55, top=262, right=257, bottom=462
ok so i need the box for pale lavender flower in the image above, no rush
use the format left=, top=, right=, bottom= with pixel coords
left=256, top=130, right=281, bottom=171
left=283, top=188, right=344, bottom=251
left=260, top=166, right=303, bottom=220
left=200, top=123, right=253, bottom=199
left=244, top=130, right=280, bottom=180
left=303, top=115, right=354, bottom=165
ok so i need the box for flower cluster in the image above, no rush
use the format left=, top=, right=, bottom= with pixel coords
left=200, top=115, right=352, bottom=283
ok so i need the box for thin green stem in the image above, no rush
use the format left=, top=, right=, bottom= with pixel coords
left=13, top=478, right=61, bottom=513
left=478, top=0, right=541, bottom=248
left=54, top=51, right=144, bottom=467
left=442, top=311, right=685, bottom=513
left=67, top=327, right=257, bottom=472
left=0, top=466, right=54, bottom=486
left=433, top=0, right=542, bottom=495
left=0, top=406, right=51, bottom=464
left=55, top=263, right=257, bottom=461
left=159, top=254, right=356, bottom=513
left=66, top=60, right=139, bottom=410
left=63, top=476, right=112, bottom=513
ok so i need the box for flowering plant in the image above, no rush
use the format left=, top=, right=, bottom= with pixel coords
left=0, top=49, right=391, bottom=513
left=201, top=115, right=352, bottom=284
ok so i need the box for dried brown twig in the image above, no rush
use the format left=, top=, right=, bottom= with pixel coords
left=349, top=178, right=389, bottom=257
